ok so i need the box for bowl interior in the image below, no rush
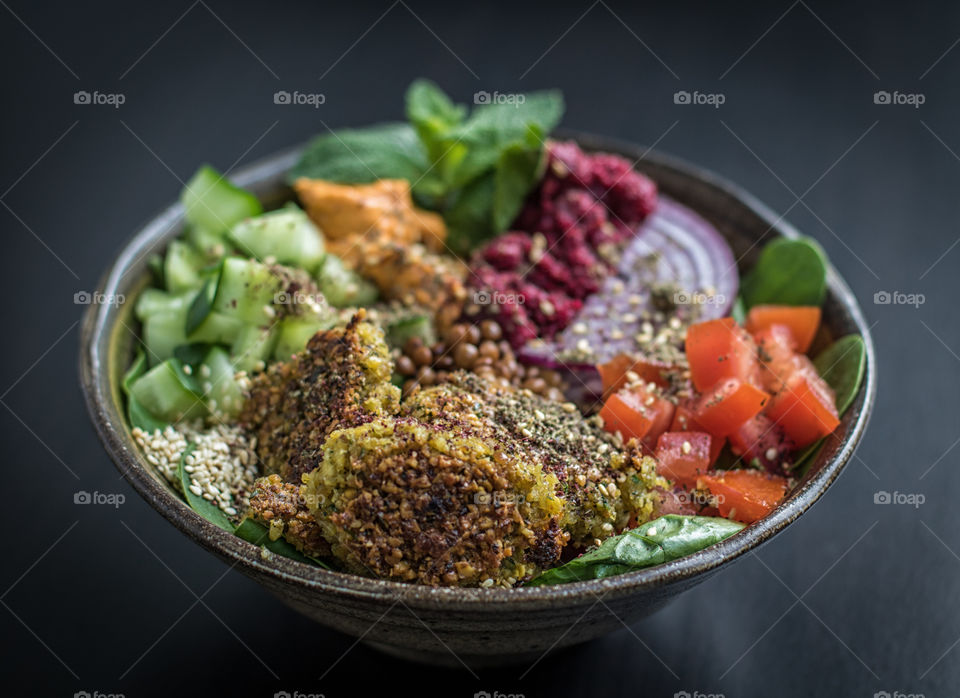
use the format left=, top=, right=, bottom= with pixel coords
left=80, top=136, right=875, bottom=607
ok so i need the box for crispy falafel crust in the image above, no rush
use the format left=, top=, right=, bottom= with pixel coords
left=303, top=416, right=565, bottom=587
left=239, top=312, right=399, bottom=484
left=245, top=474, right=331, bottom=557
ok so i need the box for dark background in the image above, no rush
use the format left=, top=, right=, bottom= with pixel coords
left=2, top=1, right=957, bottom=696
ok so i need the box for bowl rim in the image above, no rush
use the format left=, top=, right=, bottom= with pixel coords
left=79, top=132, right=876, bottom=609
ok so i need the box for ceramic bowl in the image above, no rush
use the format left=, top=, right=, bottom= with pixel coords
left=80, top=133, right=875, bottom=667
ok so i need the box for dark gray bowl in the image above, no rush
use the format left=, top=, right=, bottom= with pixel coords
left=79, top=133, right=875, bottom=668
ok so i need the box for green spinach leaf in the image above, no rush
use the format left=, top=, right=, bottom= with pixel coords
left=178, top=443, right=234, bottom=532
left=234, top=518, right=331, bottom=568
left=739, top=237, right=828, bottom=309
left=527, top=515, right=744, bottom=586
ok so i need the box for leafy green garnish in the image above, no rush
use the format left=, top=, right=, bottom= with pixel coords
left=526, top=515, right=744, bottom=586
left=185, top=275, right=217, bottom=336
left=739, top=237, right=828, bottom=309
left=234, top=518, right=331, bottom=568
left=289, top=123, right=429, bottom=185
left=791, top=334, right=867, bottom=474
left=122, top=349, right=168, bottom=433
left=178, top=443, right=234, bottom=532
left=290, top=80, right=564, bottom=254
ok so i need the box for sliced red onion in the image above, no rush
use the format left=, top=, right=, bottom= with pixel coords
left=518, top=196, right=738, bottom=404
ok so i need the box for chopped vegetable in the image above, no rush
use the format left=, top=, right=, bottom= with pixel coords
left=314, top=254, right=379, bottom=308
left=228, top=205, right=325, bottom=271
left=128, top=358, right=206, bottom=423
left=526, top=515, right=744, bottom=585
left=122, top=349, right=168, bottom=433
left=599, top=383, right=674, bottom=447
left=654, top=431, right=715, bottom=486
left=212, top=257, right=283, bottom=326
left=181, top=165, right=262, bottom=241
left=697, top=469, right=789, bottom=523
left=765, top=360, right=840, bottom=448
left=727, top=414, right=795, bottom=473
left=685, top=317, right=760, bottom=392
left=694, top=378, right=768, bottom=438
left=745, top=305, right=821, bottom=353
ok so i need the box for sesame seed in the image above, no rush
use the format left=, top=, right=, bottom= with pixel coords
left=681, top=440, right=692, bottom=454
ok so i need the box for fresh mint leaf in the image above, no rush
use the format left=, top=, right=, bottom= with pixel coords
left=289, top=123, right=429, bottom=184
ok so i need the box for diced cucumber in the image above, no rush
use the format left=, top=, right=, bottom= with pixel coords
left=212, top=257, right=283, bottom=326
left=315, top=254, right=378, bottom=308
left=129, top=359, right=206, bottom=423
left=229, top=206, right=325, bottom=271
left=385, top=314, right=435, bottom=350
left=199, top=346, right=245, bottom=418
left=135, top=288, right=191, bottom=321
left=122, top=349, right=169, bottom=433
left=143, top=309, right=243, bottom=365
left=186, top=225, right=230, bottom=258
left=273, top=315, right=338, bottom=360
left=181, top=165, right=262, bottom=235
left=164, top=240, right=206, bottom=293
left=231, top=325, right=277, bottom=373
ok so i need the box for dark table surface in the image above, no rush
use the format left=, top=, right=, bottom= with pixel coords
left=2, top=0, right=957, bottom=695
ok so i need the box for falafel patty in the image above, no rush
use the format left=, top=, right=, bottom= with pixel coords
left=239, top=311, right=399, bottom=483
left=302, top=416, right=565, bottom=587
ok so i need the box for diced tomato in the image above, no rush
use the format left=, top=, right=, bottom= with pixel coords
left=697, top=469, right=789, bottom=523
left=728, top=414, right=796, bottom=473
left=597, top=353, right=676, bottom=399
left=685, top=317, right=761, bottom=392
left=654, top=431, right=713, bottom=486
left=670, top=404, right=726, bottom=464
left=754, top=324, right=798, bottom=393
left=746, top=305, right=821, bottom=354
left=599, top=383, right=675, bottom=447
left=765, top=359, right=840, bottom=448
left=694, top=378, right=769, bottom=437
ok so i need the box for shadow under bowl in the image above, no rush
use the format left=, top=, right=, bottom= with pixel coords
left=80, top=132, right=876, bottom=668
